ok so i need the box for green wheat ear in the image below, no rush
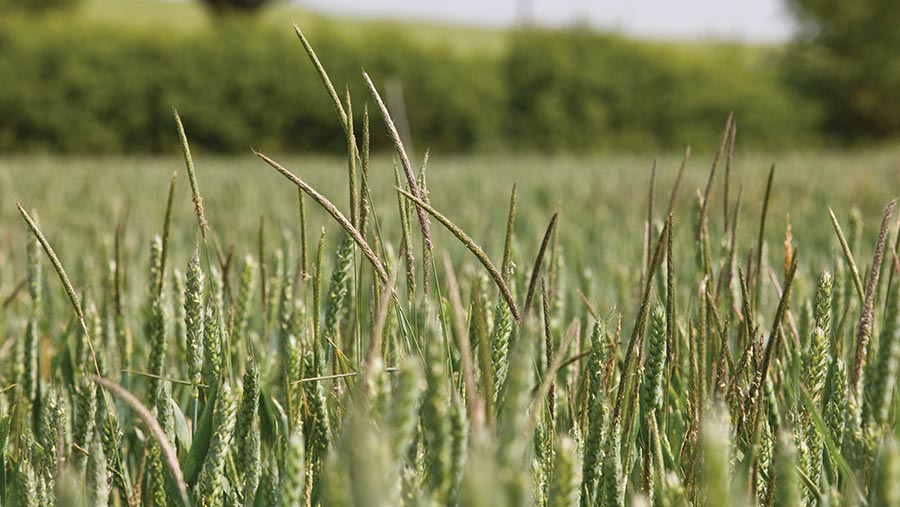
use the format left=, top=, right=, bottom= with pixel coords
left=865, top=267, right=900, bottom=426
left=267, top=248, right=284, bottom=334
left=86, top=437, right=109, bottom=507
left=196, top=382, right=236, bottom=507
left=757, top=418, right=774, bottom=504
left=700, top=405, right=731, bottom=507
left=548, top=436, right=581, bottom=507
left=145, top=392, right=170, bottom=507
left=146, top=236, right=168, bottom=408
left=72, top=373, right=98, bottom=474
left=303, top=350, right=331, bottom=501
left=36, top=386, right=60, bottom=475
left=422, top=303, right=452, bottom=502
left=281, top=430, right=306, bottom=507
left=174, top=109, right=208, bottom=239
left=581, top=319, right=608, bottom=507
left=255, top=457, right=280, bottom=507
left=870, top=435, right=900, bottom=506
left=16, top=448, right=40, bottom=507
left=277, top=258, right=296, bottom=364
left=185, top=250, right=205, bottom=400
left=490, top=264, right=514, bottom=407
left=773, top=429, right=800, bottom=507
left=323, top=234, right=354, bottom=348
left=234, top=256, right=256, bottom=346
left=449, top=390, right=469, bottom=504
left=20, top=234, right=41, bottom=406
left=806, top=270, right=833, bottom=403
left=235, top=359, right=261, bottom=503
left=173, top=268, right=187, bottom=363
left=599, top=423, right=625, bottom=507
left=799, top=271, right=833, bottom=492
left=460, top=434, right=507, bottom=507
left=389, top=356, right=423, bottom=464
left=201, top=303, right=222, bottom=390
left=642, top=306, right=667, bottom=416
left=496, top=332, right=534, bottom=507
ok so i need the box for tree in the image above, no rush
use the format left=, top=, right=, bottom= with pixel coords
left=785, top=0, right=900, bottom=140
left=199, top=0, right=274, bottom=15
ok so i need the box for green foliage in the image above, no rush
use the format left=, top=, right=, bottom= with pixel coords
left=549, top=436, right=581, bottom=507
left=0, top=0, right=80, bottom=14
left=0, top=19, right=827, bottom=155
left=786, top=0, right=900, bottom=141
left=196, top=382, right=236, bottom=506
left=0, top=20, right=502, bottom=154
left=505, top=28, right=820, bottom=152
left=281, top=430, right=305, bottom=507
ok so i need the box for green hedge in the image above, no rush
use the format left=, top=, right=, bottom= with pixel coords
left=0, top=20, right=503, bottom=153
left=0, top=0, right=80, bottom=14
left=0, top=20, right=821, bottom=154
left=505, top=29, right=822, bottom=151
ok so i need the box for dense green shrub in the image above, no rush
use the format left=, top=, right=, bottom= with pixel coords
left=504, top=28, right=822, bottom=152
left=0, top=20, right=503, bottom=154
left=0, top=20, right=822, bottom=154
left=785, top=0, right=900, bottom=141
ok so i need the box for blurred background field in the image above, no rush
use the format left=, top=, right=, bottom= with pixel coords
left=1, top=147, right=896, bottom=314
left=5, top=0, right=894, bottom=154
left=2, top=0, right=900, bottom=314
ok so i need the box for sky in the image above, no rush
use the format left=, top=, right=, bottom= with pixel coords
left=298, top=0, right=796, bottom=42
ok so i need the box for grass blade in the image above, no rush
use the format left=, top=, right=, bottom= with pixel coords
left=850, top=199, right=896, bottom=392
left=523, top=213, right=558, bottom=320
left=159, top=171, right=177, bottom=297
left=829, top=207, right=866, bottom=305
left=173, top=109, right=208, bottom=239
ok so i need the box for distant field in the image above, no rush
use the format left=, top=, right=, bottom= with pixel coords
left=76, top=0, right=510, bottom=53
left=2, top=149, right=897, bottom=309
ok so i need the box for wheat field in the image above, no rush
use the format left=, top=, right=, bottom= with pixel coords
left=2, top=28, right=900, bottom=507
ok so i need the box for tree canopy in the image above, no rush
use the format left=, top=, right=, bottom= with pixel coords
left=199, top=0, right=274, bottom=15
left=786, top=0, right=900, bottom=140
